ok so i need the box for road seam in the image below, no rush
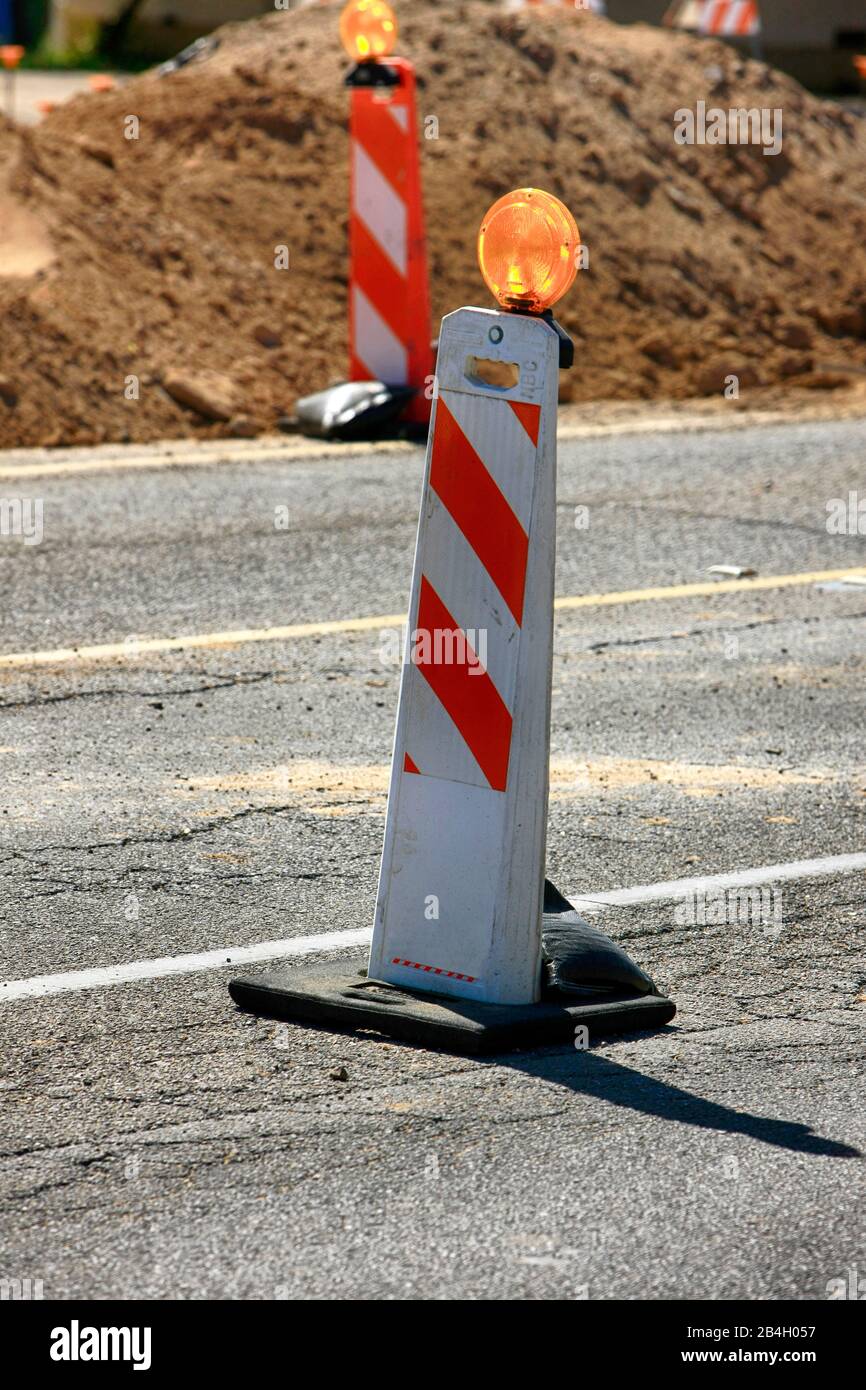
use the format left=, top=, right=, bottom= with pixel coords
left=3, top=409, right=862, bottom=480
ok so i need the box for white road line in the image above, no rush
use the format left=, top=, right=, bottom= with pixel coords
left=1, top=929, right=373, bottom=1003
left=567, top=851, right=866, bottom=914
left=3, top=852, right=864, bottom=1004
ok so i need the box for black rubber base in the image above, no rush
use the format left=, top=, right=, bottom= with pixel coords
left=293, top=380, right=416, bottom=440
left=229, top=956, right=675, bottom=1055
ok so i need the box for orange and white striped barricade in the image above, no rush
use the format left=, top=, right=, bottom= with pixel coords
left=346, top=55, right=433, bottom=425
left=366, top=305, right=560, bottom=1005
left=698, top=0, right=760, bottom=37
left=231, top=190, right=674, bottom=1052
left=295, top=1, right=433, bottom=439
left=1, top=44, right=24, bottom=119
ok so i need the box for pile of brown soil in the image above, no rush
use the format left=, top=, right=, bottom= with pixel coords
left=2, top=1, right=866, bottom=449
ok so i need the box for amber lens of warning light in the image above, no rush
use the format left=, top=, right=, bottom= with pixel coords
left=0, top=45, right=25, bottom=69
left=478, top=188, right=580, bottom=313
left=340, top=0, right=398, bottom=62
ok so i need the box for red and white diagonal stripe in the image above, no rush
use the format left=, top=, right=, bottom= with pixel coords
left=400, top=388, right=541, bottom=794
left=699, top=1, right=760, bottom=36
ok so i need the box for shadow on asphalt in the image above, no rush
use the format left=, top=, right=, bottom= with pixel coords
left=502, top=1051, right=861, bottom=1158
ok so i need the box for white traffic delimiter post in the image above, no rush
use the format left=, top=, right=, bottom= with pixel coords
left=368, top=306, right=561, bottom=1005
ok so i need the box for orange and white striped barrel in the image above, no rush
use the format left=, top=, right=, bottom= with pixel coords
left=348, top=58, right=433, bottom=425
left=368, top=306, right=561, bottom=1004
left=699, top=1, right=760, bottom=36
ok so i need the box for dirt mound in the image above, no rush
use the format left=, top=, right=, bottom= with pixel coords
left=1, top=3, right=866, bottom=449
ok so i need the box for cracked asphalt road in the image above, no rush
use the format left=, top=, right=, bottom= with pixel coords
left=0, top=416, right=864, bottom=1300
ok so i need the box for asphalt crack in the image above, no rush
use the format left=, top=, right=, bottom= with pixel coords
left=0, top=671, right=278, bottom=712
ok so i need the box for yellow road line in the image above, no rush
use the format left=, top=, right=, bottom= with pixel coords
left=0, top=614, right=408, bottom=670
left=554, top=568, right=866, bottom=610
left=0, top=567, right=863, bottom=672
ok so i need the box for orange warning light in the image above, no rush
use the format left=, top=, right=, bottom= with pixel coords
left=0, top=45, right=25, bottom=69
left=478, top=188, right=580, bottom=313
left=339, top=0, right=398, bottom=62
left=854, top=55, right=866, bottom=78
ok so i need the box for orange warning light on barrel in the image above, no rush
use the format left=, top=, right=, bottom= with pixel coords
left=0, top=45, right=25, bottom=69
left=339, top=0, right=398, bottom=62
left=478, top=188, right=580, bottom=313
